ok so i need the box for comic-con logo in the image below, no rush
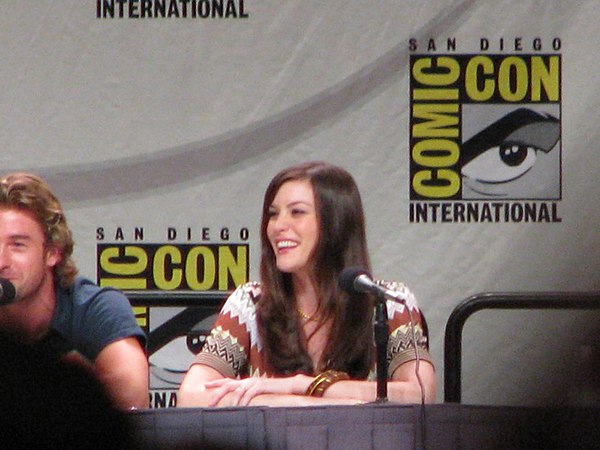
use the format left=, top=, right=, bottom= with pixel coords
left=409, top=54, right=561, bottom=223
left=95, top=228, right=250, bottom=408
left=97, top=242, right=248, bottom=291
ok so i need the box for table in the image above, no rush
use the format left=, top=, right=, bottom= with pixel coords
left=130, top=402, right=600, bottom=449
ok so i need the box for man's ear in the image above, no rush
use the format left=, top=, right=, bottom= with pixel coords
left=45, top=245, right=63, bottom=268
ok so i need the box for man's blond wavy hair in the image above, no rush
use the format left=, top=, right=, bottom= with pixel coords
left=0, top=173, right=78, bottom=287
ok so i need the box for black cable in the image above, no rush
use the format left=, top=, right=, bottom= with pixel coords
left=407, top=306, right=427, bottom=449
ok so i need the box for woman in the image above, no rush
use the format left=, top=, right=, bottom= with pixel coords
left=177, top=161, right=435, bottom=407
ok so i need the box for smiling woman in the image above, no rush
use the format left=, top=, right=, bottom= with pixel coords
left=266, top=179, right=319, bottom=278
left=177, top=161, right=436, bottom=408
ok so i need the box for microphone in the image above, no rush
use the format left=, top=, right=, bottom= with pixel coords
left=338, top=267, right=406, bottom=303
left=0, top=279, right=17, bottom=305
left=339, top=267, right=427, bottom=406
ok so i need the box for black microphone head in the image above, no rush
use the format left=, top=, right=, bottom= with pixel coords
left=0, top=279, right=16, bottom=304
left=338, top=267, right=371, bottom=294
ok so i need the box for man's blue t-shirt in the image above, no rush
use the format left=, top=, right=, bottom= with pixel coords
left=48, top=277, right=146, bottom=361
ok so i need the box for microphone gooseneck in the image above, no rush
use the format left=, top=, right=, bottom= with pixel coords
left=338, top=266, right=369, bottom=294
left=338, top=267, right=407, bottom=303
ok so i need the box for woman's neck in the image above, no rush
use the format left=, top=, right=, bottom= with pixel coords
left=292, top=272, right=319, bottom=316
left=292, top=271, right=331, bottom=370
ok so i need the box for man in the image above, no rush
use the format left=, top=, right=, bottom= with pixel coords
left=0, top=172, right=148, bottom=410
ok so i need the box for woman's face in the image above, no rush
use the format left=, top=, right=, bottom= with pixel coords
left=266, top=179, right=319, bottom=278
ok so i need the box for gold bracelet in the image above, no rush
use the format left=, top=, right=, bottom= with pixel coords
left=305, top=370, right=350, bottom=397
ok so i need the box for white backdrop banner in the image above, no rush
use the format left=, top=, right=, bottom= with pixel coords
left=2, top=0, right=599, bottom=407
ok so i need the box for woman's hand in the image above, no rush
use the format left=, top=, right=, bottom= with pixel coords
left=204, top=374, right=313, bottom=406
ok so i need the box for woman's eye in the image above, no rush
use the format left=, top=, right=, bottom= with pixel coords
left=461, top=143, right=538, bottom=183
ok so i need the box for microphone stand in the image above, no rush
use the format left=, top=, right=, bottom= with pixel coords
left=373, top=292, right=389, bottom=402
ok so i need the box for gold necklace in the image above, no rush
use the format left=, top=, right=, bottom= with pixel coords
left=296, top=307, right=319, bottom=322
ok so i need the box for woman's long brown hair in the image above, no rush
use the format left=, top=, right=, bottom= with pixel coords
left=257, top=161, right=374, bottom=377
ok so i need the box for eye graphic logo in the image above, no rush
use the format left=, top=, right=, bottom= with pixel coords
left=461, top=107, right=561, bottom=200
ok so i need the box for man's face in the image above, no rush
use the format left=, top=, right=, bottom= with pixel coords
left=0, top=208, right=60, bottom=304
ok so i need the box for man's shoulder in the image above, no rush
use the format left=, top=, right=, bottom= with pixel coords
left=53, top=279, right=144, bottom=361
left=60, top=277, right=128, bottom=308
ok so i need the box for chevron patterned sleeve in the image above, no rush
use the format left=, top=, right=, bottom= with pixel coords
left=377, top=280, right=434, bottom=377
left=193, top=282, right=262, bottom=379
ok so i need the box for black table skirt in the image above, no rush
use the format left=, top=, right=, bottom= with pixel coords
left=129, top=402, right=600, bottom=449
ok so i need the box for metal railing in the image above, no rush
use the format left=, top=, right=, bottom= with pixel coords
left=444, top=291, right=600, bottom=403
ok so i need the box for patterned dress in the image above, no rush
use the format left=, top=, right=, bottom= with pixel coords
left=193, top=281, right=433, bottom=379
